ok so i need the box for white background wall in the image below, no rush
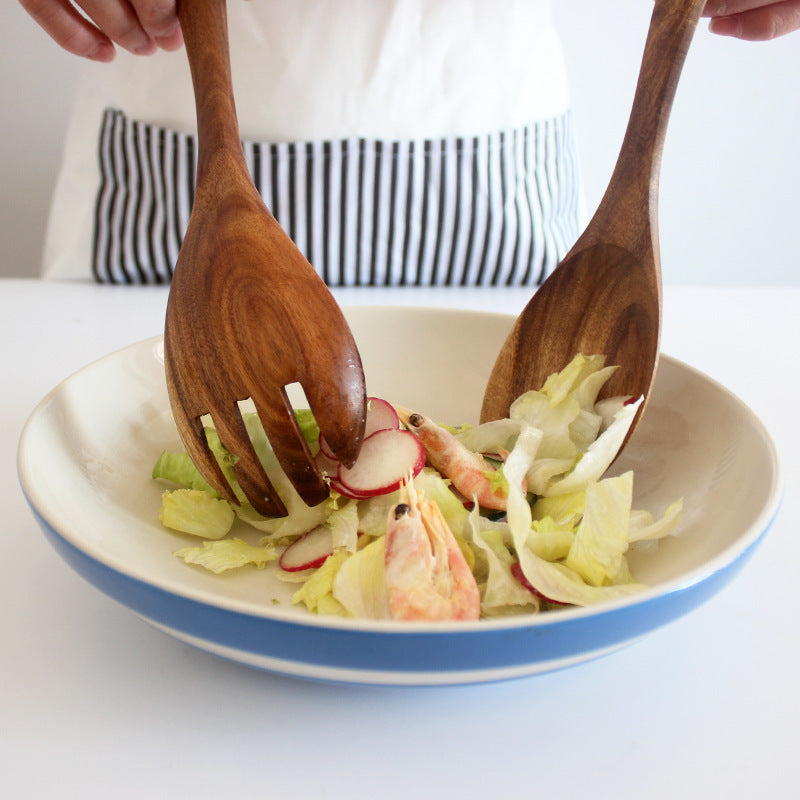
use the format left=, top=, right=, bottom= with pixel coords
left=2, top=1, right=799, bottom=283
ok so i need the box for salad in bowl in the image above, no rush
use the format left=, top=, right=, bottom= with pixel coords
left=153, top=354, right=683, bottom=622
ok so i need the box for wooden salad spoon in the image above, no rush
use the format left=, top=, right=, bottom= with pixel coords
left=164, top=0, right=366, bottom=518
left=481, top=0, right=704, bottom=436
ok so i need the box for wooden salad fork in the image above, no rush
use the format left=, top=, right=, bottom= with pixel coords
left=481, top=0, right=704, bottom=440
left=164, top=0, right=367, bottom=518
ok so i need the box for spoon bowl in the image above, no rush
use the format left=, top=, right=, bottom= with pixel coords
left=481, top=0, right=705, bottom=430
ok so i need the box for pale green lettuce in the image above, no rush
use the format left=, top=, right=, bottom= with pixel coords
left=326, top=499, right=360, bottom=552
left=175, top=537, right=277, bottom=573
left=331, top=538, right=392, bottom=619
left=527, top=517, right=575, bottom=562
left=469, top=507, right=538, bottom=612
left=540, top=397, right=642, bottom=497
left=628, top=499, right=684, bottom=543
left=503, top=426, right=646, bottom=606
left=532, top=491, right=586, bottom=527
left=564, top=472, right=633, bottom=586
left=154, top=355, right=683, bottom=619
left=159, top=489, right=234, bottom=539
left=292, top=550, right=349, bottom=615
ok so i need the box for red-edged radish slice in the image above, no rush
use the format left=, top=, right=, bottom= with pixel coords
left=336, top=428, right=425, bottom=498
left=279, top=526, right=334, bottom=572
left=328, top=477, right=372, bottom=499
left=363, top=397, right=400, bottom=437
left=317, top=431, right=338, bottom=460
left=314, top=449, right=340, bottom=478
left=595, top=395, right=636, bottom=432
left=319, top=396, right=399, bottom=461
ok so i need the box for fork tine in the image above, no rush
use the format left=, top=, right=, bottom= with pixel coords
left=171, top=405, right=241, bottom=507
left=251, top=387, right=330, bottom=508
left=210, top=403, right=288, bottom=518
left=302, top=375, right=367, bottom=471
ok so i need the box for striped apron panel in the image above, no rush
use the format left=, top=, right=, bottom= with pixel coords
left=92, top=107, right=581, bottom=286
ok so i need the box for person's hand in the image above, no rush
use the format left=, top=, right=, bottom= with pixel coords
left=704, top=1, right=800, bottom=40
left=18, top=0, right=183, bottom=62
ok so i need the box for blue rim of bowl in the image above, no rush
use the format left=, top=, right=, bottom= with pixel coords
left=22, top=488, right=781, bottom=682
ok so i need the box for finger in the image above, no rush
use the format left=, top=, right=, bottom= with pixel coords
left=704, top=0, right=783, bottom=15
left=705, top=1, right=800, bottom=40
left=19, top=0, right=116, bottom=61
left=128, top=0, right=182, bottom=50
left=75, top=0, right=157, bottom=56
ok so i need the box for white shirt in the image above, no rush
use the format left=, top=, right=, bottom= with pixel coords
left=43, top=0, right=577, bottom=283
left=68, top=0, right=569, bottom=139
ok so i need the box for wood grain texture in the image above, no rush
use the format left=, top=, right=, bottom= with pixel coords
left=164, top=0, right=366, bottom=516
left=481, top=0, right=704, bottom=431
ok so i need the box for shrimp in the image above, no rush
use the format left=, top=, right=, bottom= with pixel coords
left=384, top=481, right=480, bottom=622
left=396, top=408, right=518, bottom=510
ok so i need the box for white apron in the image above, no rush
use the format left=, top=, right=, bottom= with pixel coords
left=42, top=0, right=581, bottom=286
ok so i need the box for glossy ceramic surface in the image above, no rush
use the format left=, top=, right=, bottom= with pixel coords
left=18, top=307, right=782, bottom=685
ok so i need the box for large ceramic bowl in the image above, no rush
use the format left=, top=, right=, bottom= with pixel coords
left=18, top=306, right=782, bottom=686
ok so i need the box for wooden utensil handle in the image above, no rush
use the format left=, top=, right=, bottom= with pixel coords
left=177, top=0, right=245, bottom=181
left=594, top=0, right=705, bottom=254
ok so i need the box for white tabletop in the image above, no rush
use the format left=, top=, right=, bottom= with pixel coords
left=3, top=279, right=798, bottom=799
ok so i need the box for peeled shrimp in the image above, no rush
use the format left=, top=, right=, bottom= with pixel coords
left=397, top=408, right=517, bottom=510
left=384, top=481, right=480, bottom=622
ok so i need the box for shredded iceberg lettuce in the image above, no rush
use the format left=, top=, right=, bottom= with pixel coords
left=331, top=538, right=391, bottom=619
left=527, top=518, right=575, bottom=562
left=628, top=499, right=684, bottom=543
left=175, top=537, right=277, bottom=573
left=502, top=427, right=647, bottom=606
left=159, top=489, right=234, bottom=539
left=563, top=472, right=633, bottom=587
left=469, top=507, right=538, bottom=612
left=152, top=354, right=684, bottom=621
left=292, top=550, right=349, bottom=615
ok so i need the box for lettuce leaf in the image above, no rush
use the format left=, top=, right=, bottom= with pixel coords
left=412, top=468, right=471, bottom=539
left=540, top=397, right=642, bottom=497
left=527, top=517, right=575, bottom=562
left=152, top=451, right=220, bottom=496
left=503, top=426, right=646, bottom=606
left=292, top=550, right=349, bottom=615
left=564, top=472, right=633, bottom=586
left=469, top=508, right=538, bottom=611
left=326, top=499, right=360, bottom=552
left=353, top=490, right=402, bottom=539
left=532, top=491, right=586, bottom=527
left=510, top=389, right=581, bottom=460
left=175, top=537, right=277, bottom=573
left=332, top=537, right=392, bottom=619
left=539, top=353, right=608, bottom=406
left=455, top=418, right=524, bottom=455
left=159, top=489, right=234, bottom=539
left=628, top=499, right=684, bottom=543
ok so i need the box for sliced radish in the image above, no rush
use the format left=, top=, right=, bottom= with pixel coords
left=336, top=428, right=425, bottom=499
left=595, top=395, right=636, bottom=432
left=363, top=397, right=400, bottom=437
left=317, top=431, right=338, bottom=460
left=279, top=526, right=334, bottom=572
left=318, top=396, right=399, bottom=461
left=314, top=449, right=340, bottom=478
left=328, top=477, right=372, bottom=499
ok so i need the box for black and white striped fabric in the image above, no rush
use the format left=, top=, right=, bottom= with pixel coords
left=92, top=107, right=581, bottom=286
